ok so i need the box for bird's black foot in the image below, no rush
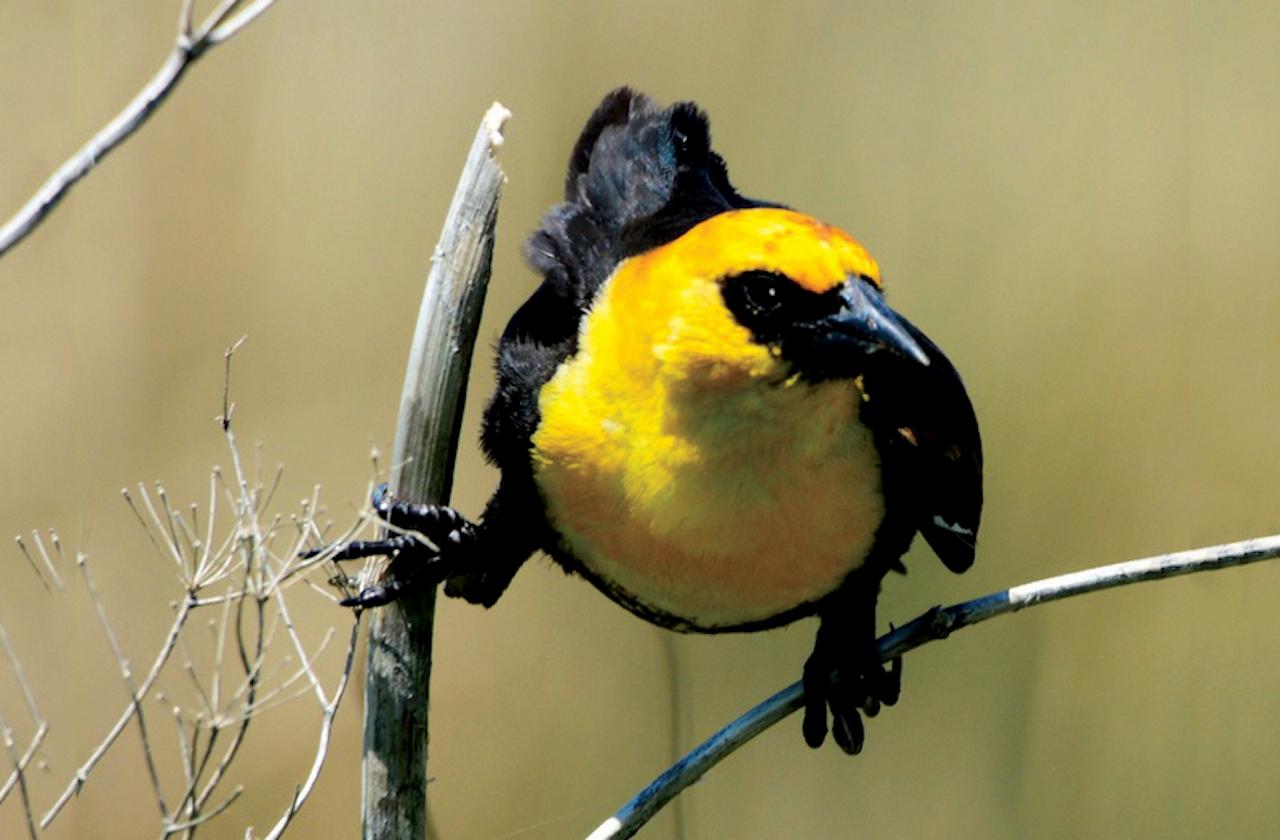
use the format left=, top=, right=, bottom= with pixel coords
left=302, top=484, right=478, bottom=608
left=802, top=625, right=901, bottom=755
left=339, top=578, right=407, bottom=609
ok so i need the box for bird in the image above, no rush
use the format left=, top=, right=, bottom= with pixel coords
left=318, top=88, right=983, bottom=754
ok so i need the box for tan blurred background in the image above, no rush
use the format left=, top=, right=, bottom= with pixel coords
left=3, top=1, right=1280, bottom=838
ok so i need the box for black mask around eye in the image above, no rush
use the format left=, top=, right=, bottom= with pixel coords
left=720, top=270, right=843, bottom=345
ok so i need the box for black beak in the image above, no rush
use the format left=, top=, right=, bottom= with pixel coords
left=823, top=279, right=931, bottom=367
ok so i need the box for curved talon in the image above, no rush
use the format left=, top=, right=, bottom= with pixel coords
left=830, top=703, right=865, bottom=755
left=802, top=698, right=828, bottom=750
left=340, top=579, right=404, bottom=609
left=830, top=664, right=870, bottom=755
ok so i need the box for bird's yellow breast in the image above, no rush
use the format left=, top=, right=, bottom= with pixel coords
left=530, top=209, right=886, bottom=629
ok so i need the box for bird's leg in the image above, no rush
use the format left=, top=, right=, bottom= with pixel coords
left=302, top=483, right=532, bottom=610
left=802, top=582, right=902, bottom=755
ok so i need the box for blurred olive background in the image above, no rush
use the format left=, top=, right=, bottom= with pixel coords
left=3, top=1, right=1280, bottom=838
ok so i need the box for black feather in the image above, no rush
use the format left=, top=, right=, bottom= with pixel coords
left=860, top=320, right=983, bottom=574
left=484, top=88, right=770, bottom=470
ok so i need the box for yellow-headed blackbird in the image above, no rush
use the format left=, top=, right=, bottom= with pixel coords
left=325, top=88, right=983, bottom=753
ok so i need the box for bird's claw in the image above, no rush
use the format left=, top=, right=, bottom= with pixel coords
left=802, top=644, right=902, bottom=756
left=338, top=579, right=405, bottom=609
left=302, top=484, right=478, bottom=608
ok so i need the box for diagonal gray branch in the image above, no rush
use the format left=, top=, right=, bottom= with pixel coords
left=586, top=533, right=1280, bottom=840
left=0, top=0, right=279, bottom=260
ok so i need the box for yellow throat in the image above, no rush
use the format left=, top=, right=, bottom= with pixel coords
left=530, top=208, right=886, bottom=629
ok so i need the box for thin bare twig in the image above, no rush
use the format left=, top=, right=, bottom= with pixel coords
left=77, top=552, right=171, bottom=819
left=165, top=784, right=244, bottom=833
left=41, top=596, right=194, bottom=829
left=0, top=627, right=42, bottom=734
left=586, top=533, right=1280, bottom=840
left=15, top=530, right=64, bottom=591
left=186, top=590, right=265, bottom=824
left=168, top=705, right=199, bottom=809
left=0, top=725, right=45, bottom=809
left=136, top=483, right=192, bottom=582
left=0, top=625, right=45, bottom=838
left=0, top=705, right=37, bottom=840
left=124, top=486, right=190, bottom=582
left=164, top=589, right=263, bottom=839
left=258, top=607, right=360, bottom=840
left=0, top=0, right=280, bottom=259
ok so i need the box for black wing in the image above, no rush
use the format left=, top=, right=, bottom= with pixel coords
left=481, top=87, right=772, bottom=467
left=864, top=320, right=983, bottom=574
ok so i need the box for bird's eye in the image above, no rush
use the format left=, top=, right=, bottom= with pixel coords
left=721, top=270, right=841, bottom=344
left=722, top=271, right=792, bottom=324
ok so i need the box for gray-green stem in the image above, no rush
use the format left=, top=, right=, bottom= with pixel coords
left=360, top=103, right=509, bottom=840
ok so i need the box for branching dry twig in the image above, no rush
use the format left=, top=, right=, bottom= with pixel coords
left=0, top=0, right=279, bottom=260
left=586, top=534, right=1280, bottom=840
left=19, top=341, right=366, bottom=837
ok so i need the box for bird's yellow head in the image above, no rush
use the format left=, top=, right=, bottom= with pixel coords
left=648, top=206, right=883, bottom=294
left=587, top=207, right=926, bottom=394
